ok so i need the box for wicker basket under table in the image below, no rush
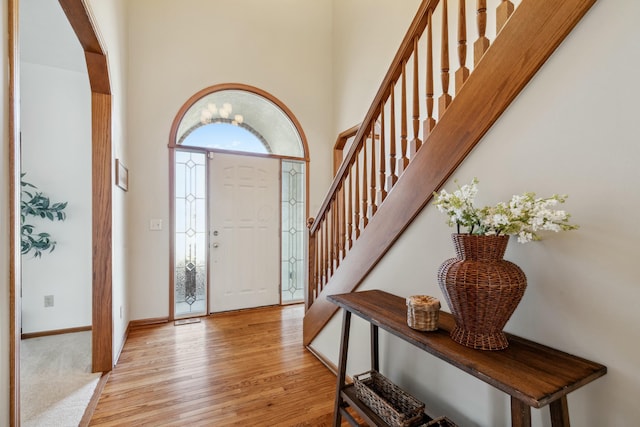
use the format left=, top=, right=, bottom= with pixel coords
left=353, top=370, right=425, bottom=427
left=418, top=416, right=458, bottom=426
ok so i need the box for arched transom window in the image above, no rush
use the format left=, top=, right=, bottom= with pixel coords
left=175, top=89, right=305, bottom=158
left=169, top=85, right=309, bottom=319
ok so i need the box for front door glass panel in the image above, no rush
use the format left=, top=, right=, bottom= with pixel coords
left=174, top=150, right=207, bottom=317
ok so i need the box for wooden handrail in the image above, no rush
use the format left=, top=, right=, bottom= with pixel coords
left=310, top=0, right=440, bottom=235
left=305, top=0, right=597, bottom=345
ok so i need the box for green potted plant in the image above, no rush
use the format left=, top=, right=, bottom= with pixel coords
left=21, top=173, right=68, bottom=258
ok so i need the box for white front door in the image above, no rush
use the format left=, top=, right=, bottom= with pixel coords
left=209, top=152, right=280, bottom=312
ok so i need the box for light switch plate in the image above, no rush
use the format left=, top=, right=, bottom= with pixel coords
left=149, top=219, right=163, bottom=230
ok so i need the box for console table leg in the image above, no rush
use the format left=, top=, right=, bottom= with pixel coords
left=550, top=396, right=570, bottom=427
left=511, top=397, right=531, bottom=427
left=371, top=324, right=379, bottom=372
left=333, top=310, right=352, bottom=427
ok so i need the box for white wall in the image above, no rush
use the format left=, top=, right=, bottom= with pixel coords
left=1, top=0, right=11, bottom=422
left=20, top=61, right=92, bottom=333
left=125, top=0, right=334, bottom=321
left=19, top=0, right=92, bottom=334
left=87, top=0, right=130, bottom=363
left=331, top=0, right=422, bottom=134
left=313, top=0, right=640, bottom=425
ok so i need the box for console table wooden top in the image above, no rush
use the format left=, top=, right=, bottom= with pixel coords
left=328, top=289, right=607, bottom=409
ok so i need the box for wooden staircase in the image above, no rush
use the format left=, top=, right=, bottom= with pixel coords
left=304, top=0, right=597, bottom=346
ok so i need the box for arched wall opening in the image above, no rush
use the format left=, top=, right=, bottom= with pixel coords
left=9, top=0, right=114, bottom=423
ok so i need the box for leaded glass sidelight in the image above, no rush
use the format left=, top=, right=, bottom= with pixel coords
left=175, top=150, right=207, bottom=317
left=281, top=160, right=306, bottom=303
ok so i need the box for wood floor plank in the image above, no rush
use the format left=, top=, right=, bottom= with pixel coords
left=90, top=305, right=355, bottom=426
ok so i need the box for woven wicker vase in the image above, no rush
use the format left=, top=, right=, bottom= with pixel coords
left=437, top=234, right=526, bottom=350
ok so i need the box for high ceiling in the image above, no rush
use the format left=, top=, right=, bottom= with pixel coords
left=21, top=0, right=86, bottom=73
left=20, top=1, right=305, bottom=159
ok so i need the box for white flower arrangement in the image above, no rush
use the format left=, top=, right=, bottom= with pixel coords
left=433, top=178, right=578, bottom=243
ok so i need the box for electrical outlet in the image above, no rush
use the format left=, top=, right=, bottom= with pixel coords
left=149, top=219, right=163, bottom=231
left=44, top=295, right=54, bottom=308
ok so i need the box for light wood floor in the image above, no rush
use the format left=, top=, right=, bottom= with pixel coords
left=89, top=304, right=348, bottom=426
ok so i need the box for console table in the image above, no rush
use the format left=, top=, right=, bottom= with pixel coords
left=328, top=290, right=606, bottom=427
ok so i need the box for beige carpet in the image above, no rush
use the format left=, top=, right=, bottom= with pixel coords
left=21, top=331, right=102, bottom=427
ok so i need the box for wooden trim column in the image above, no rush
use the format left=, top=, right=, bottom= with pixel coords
left=58, top=0, right=114, bottom=373
left=9, top=0, right=21, bottom=423
left=91, top=92, right=113, bottom=372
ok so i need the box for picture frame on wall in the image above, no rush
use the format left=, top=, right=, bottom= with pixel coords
left=116, top=158, right=129, bottom=191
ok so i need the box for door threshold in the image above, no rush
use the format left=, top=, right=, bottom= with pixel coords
left=174, top=318, right=202, bottom=326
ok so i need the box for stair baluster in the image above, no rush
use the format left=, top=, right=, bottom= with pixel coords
left=369, top=121, right=378, bottom=217
left=439, top=0, right=452, bottom=116
left=399, top=63, right=409, bottom=173
left=353, top=152, right=361, bottom=239
left=474, top=0, right=490, bottom=65
left=456, top=0, right=469, bottom=94
left=410, top=37, right=422, bottom=157
left=424, top=9, right=436, bottom=140
left=387, top=85, right=398, bottom=190
left=361, top=134, right=369, bottom=229
left=347, top=169, right=353, bottom=250
left=378, top=106, right=388, bottom=204
left=497, top=0, right=515, bottom=33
